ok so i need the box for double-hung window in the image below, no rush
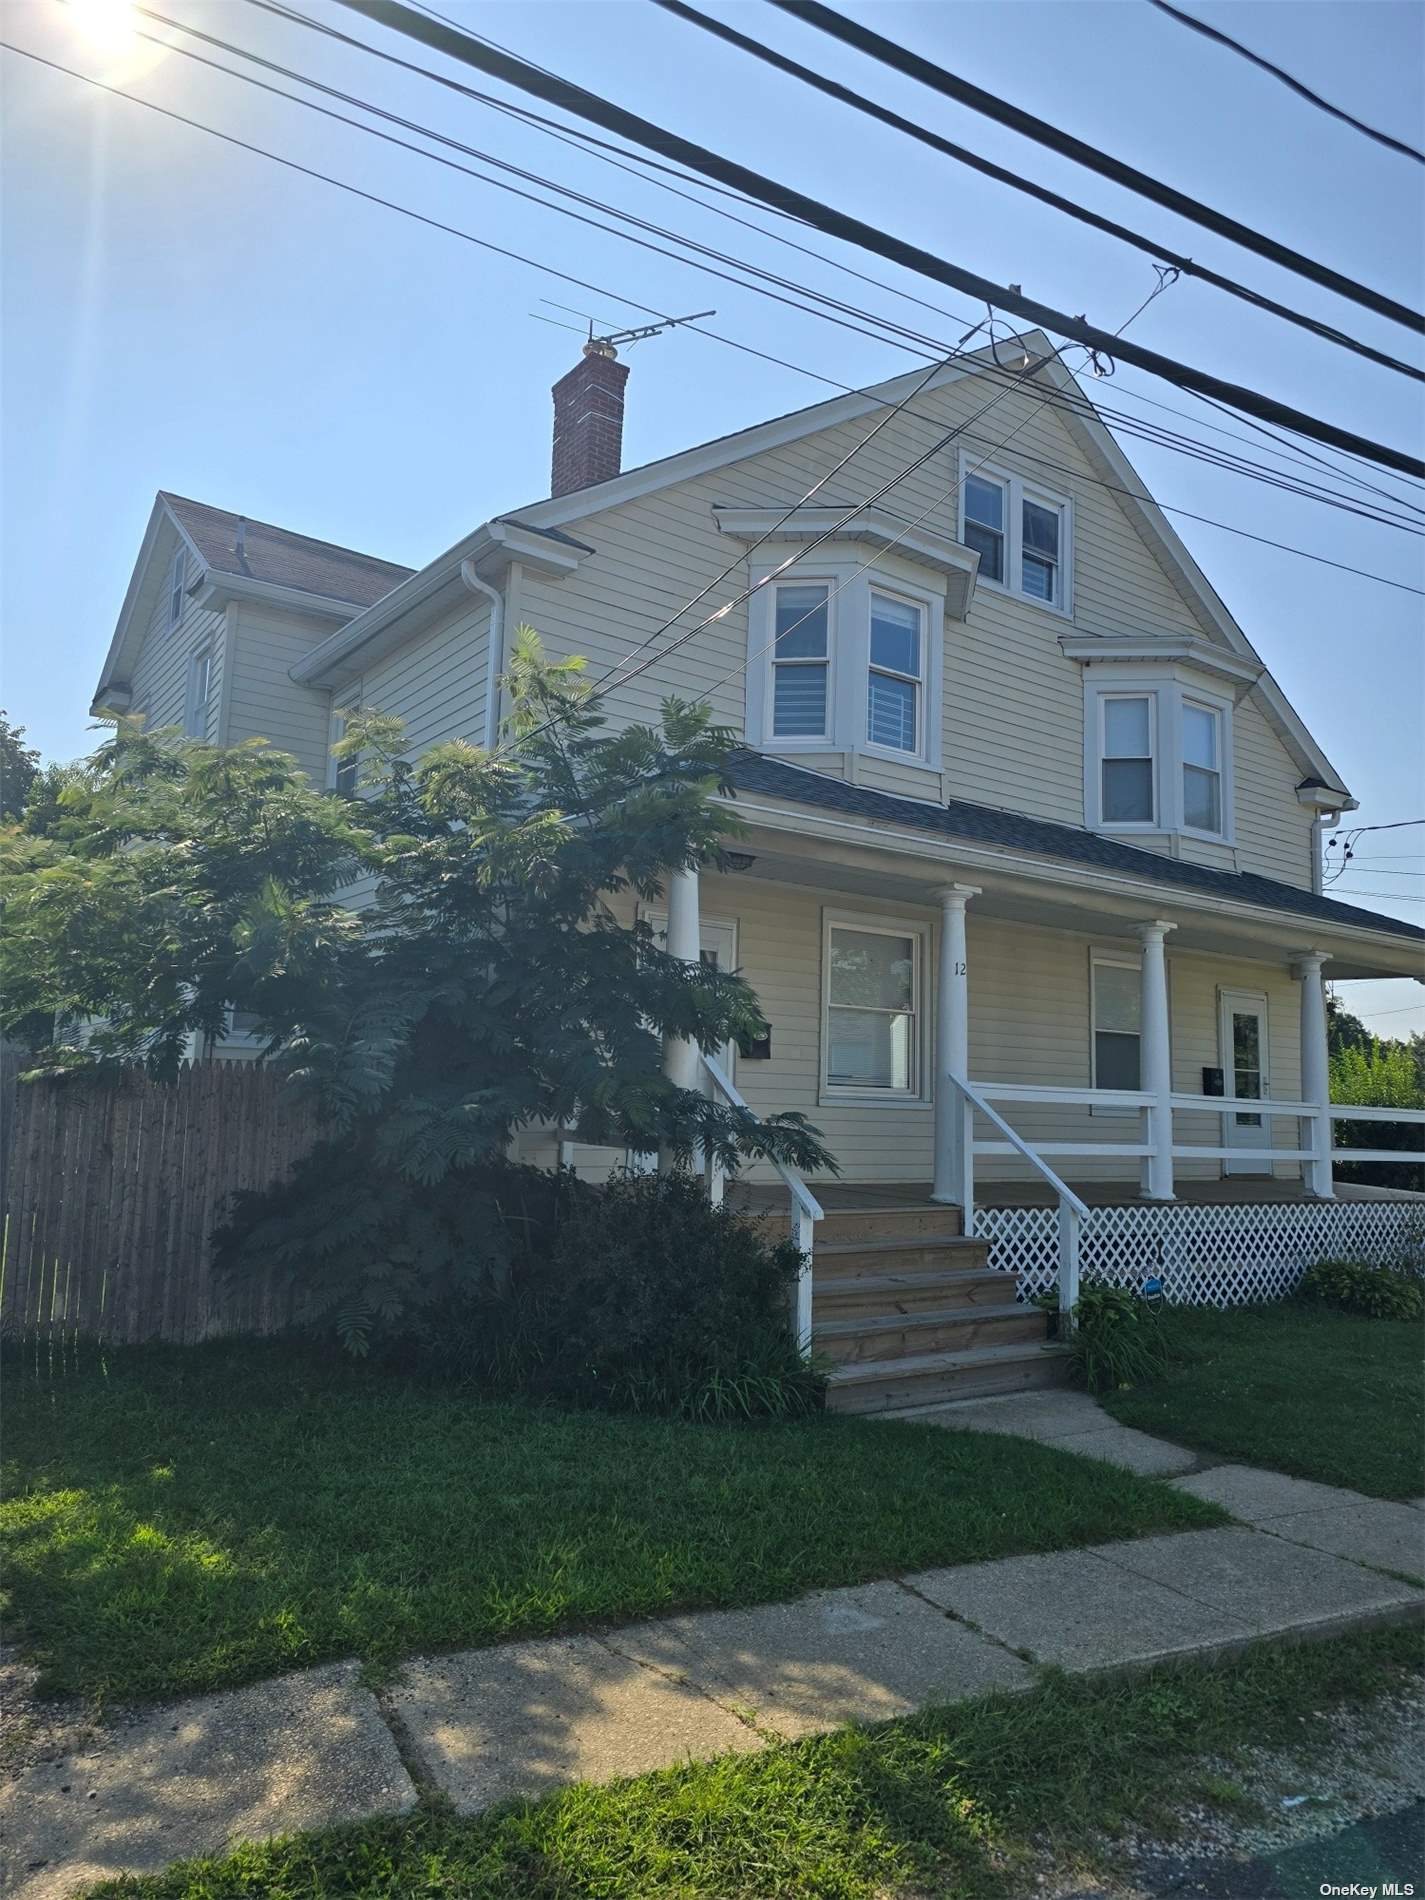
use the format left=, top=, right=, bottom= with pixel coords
left=962, top=477, right=1005, bottom=584
left=959, top=459, right=1071, bottom=610
left=770, top=583, right=831, bottom=740
left=1091, top=955, right=1141, bottom=1092
left=824, top=921, right=919, bottom=1094
left=866, top=591, right=923, bottom=753
left=1182, top=700, right=1223, bottom=835
left=1100, top=694, right=1155, bottom=825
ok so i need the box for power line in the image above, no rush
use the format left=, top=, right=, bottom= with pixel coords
left=123, top=1, right=1425, bottom=538
left=323, top=0, right=1425, bottom=477
left=1334, top=889, right=1425, bottom=902
left=650, top=0, right=1424, bottom=383
left=767, top=0, right=1423, bottom=331
left=1146, top=0, right=1425, bottom=166
left=393, top=1, right=1425, bottom=523
left=8, top=39, right=1422, bottom=599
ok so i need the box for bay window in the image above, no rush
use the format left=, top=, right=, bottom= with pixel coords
left=1182, top=700, right=1223, bottom=835
left=1101, top=695, right=1156, bottom=825
left=771, top=583, right=831, bottom=739
left=823, top=917, right=922, bottom=1097
left=866, top=591, right=924, bottom=753
left=958, top=457, right=1072, bottom=611
left=1085, top=676, right=1234, bottom=842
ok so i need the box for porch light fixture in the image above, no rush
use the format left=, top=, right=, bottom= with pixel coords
left=724, top=852, right=757, bottom=872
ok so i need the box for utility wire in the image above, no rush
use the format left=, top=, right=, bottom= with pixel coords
left=650, top=0, right=1423, bottom=382
left=117, top=1, right=1425, bottom=537
left=7, top=38, right=1422, bottom=598
left=320, top=0, right=1425, bottom=477
left=69, top=1, right=1425, bottom=543
left=766, top=0, right=1422, bottom=331
left=236, top=0, right=1425, bottom=521
left=1146, top=0, right=1425, bottom=166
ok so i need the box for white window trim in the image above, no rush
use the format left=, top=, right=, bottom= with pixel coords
left=183, top=647, right=211, bottom=740
left=1095, top=689, right=1159, bottom=832
left=328, top=689, right=362, bottom=794
left=1089, top=946, right=1149, bottom=1115
left=746, top=557, right=944, bottom=772
left=819, top=908, right=930, bottom=1107
left=167, top=547, right=187, bottom=631
left=865, top=584, right=929, bottom=761
left=1084, top=673, right=1236, bottom=844
left=767, top=576, right=835, bottom=746
left=957, top=454, right=1073, bottom=617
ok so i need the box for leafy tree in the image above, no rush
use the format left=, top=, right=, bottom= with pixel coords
left=1329, top=1034, right=1424, bottom=1191
left=0, top=711, right=40, bottom=823
left=1, top=636, right=833, bottom=1346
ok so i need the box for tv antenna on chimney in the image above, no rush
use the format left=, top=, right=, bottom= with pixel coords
left=531, top=302, right=715, bottom=356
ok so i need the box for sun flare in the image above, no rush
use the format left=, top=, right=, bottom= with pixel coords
left=65, top=0, right=142, bottom=59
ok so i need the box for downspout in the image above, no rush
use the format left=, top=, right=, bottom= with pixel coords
left=460, top=560, right=504, bottom=748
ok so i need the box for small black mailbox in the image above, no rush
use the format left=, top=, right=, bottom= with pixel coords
left=1202, top=1066, right=1225, bottom=1097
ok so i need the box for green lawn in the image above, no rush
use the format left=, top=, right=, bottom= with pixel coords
left=1, top=1339, right=1219, bottom=1704
left=1104, top=1304, right=1425, bottom=1498
left=86, top=1626, right=1423, bottom=1899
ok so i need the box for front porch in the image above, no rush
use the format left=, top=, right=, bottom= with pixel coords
left=729, top=1177, right=1423, bottom=1213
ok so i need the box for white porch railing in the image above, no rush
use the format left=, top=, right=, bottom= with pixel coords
left=701, top=1052, right=824, bottom=1352
left=950, top=1074, right=1090, bottom=1321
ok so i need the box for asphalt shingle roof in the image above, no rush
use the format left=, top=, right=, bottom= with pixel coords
left=726, top=752, right=1424, bottom=944
left=164, top=494, right=413, bottom=609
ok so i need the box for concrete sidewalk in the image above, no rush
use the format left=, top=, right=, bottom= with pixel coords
left=4, top=1398, right=1421, bottom=1899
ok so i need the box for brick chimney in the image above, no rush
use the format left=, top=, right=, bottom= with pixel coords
left=550, top=341, right=630, bottom=498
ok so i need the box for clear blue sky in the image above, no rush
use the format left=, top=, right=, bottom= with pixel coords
left=3, top=0, right=1422, bottom=1030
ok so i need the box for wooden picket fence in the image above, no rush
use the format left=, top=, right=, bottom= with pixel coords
left=0, top=1062, right=323, bottom=1344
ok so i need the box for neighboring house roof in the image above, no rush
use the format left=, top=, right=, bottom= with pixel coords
left=726, top=752, right=1424, bottom=945
left=162, top=494, right=413, bottom=608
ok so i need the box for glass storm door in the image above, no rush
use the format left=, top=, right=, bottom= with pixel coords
left=1219, top=989, right=1270, bottom=1175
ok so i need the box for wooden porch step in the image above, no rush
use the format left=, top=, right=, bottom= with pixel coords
left=826, top=1339, right=1070, bottom=1414
left=815, top=1206, right=964, bottom=1244
left=812, top=1265, right=1012, bottom=1319
left=815, top=1302, right=1044, bottom=1364
left=815, top=1235, right=989, bottom=1281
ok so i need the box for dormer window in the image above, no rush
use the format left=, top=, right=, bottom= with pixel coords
left=958, top=458, right=1072, bottom=612
left=167, top=547, right=187, bottom=630
left=771, top=584, right=831, bottom=740
left=1084, top=674, right=1235, bottom=843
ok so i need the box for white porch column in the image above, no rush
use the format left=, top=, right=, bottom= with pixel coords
left=931, top=885, right=980, bottom=1206
left=1137, top=920, right=1176, bottom=1200
left=659, top=862, right=702, bottom=1172
left=1294, top=950, right=1334, bottom=1199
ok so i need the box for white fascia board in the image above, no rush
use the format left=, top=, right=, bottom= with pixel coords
left=289, top=518, right=589, bottom=687
left=191, top=573, right=361, bottom=622
left=717, top=791, right=1423, bottom=971
left=713, top=505, right=980, bottom=616
left=1059, top=634, right=1263, bottom=691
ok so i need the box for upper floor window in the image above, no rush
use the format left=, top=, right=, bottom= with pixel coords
left=1085, top=677, right=1234, bottom=842
left=959, top=459, right=1072, bottom=612
left=329, top=698, right=362, bottom=797
left=866, top=591, right=924, bottom=754
left=751, top=564, right=944, bottom=773
left=183, top=647, right=211, bottom=739
left=771, top=584, right=831, bottom=740
left=167, top=547, right=187, bottom=630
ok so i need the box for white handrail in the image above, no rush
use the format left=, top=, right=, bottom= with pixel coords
left=701, top=1052, right=823, bottom=1351
left=1328, top=1104, right=1425, bottom=1125
left=952, top=1073, right=1087, bottom=1321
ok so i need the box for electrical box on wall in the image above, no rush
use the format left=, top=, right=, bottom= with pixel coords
left=1202, top=1066, right=1225, bottom=1097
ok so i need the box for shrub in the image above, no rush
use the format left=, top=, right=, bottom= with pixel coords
left=505, top=1170, right=825, bottom=1420
left=1037, top=1280, right=1173, bottom=1394
left=1298, top=1258, right=1424, bottom=1322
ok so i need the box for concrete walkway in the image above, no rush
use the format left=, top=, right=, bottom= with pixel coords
left=5, top=1396, right=1422, bottom=1899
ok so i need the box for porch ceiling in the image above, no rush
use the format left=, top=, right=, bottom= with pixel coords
left=718, top=818, right=1424, bottom=981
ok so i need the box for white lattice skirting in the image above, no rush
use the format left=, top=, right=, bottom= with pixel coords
left=978, top=1201, right=1425, bottom=1306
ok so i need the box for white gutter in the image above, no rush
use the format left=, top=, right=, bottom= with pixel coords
left=461, top=560, right=504, bottom=748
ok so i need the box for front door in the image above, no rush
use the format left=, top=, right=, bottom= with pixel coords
left=1219, top=989, right=1271, bottom=1175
